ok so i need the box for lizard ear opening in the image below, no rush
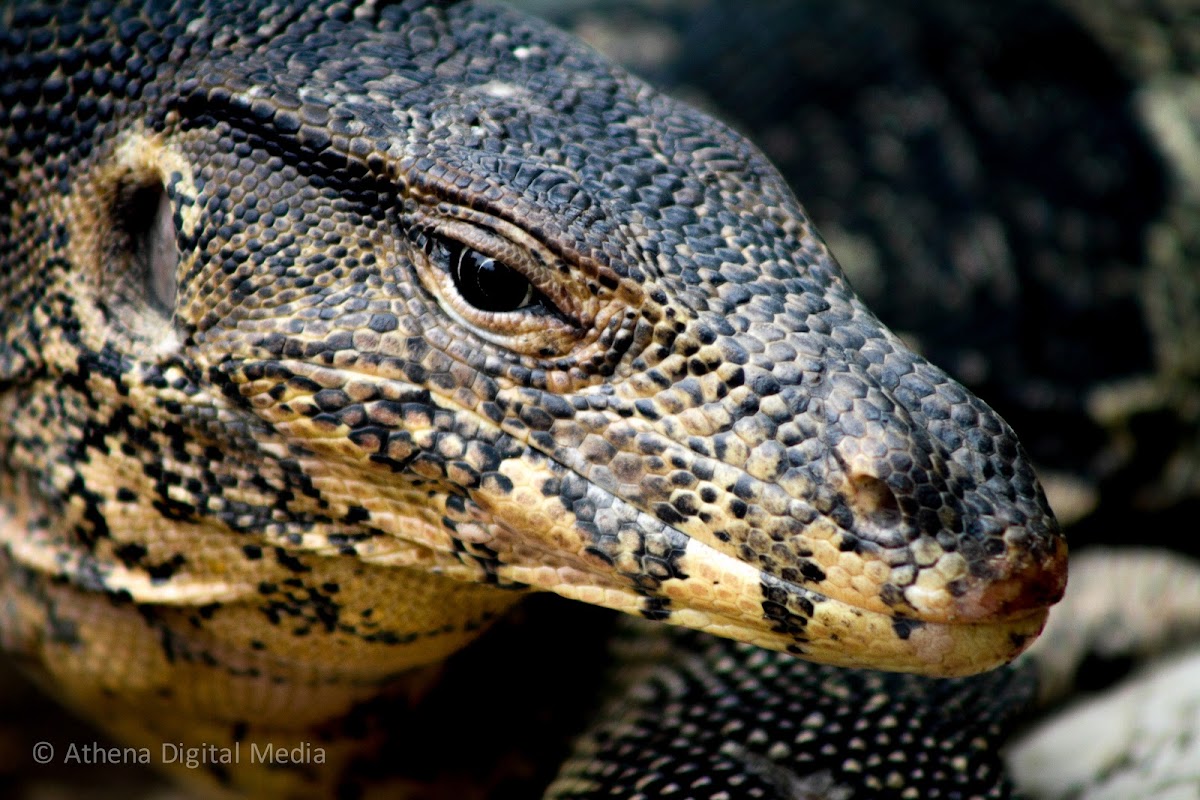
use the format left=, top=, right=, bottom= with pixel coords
left=117, top=181, right=178, bottom=316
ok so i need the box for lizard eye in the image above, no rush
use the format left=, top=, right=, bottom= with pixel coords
left=405, top=219, right=586, bottom=358
left=446, top=239, right=534, bottom=313
left=415, top=230, right=542, bottom=314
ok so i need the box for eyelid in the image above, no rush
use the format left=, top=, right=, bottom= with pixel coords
left=427, top=220, right=527, bottom=280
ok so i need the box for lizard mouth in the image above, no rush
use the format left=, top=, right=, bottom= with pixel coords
left=478, top=502, right=1054, bottom=679
left=224, top=360, right=1063, bottom=679
left=459, top=446, right=1060, bottom=679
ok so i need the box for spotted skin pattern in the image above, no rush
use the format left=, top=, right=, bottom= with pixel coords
left=0, top=1, right=1066, bottom=796
left=546, top=622, right=1038, bottom=800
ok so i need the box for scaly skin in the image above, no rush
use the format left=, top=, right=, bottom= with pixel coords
left=0, top=1, right=1066, bottom=796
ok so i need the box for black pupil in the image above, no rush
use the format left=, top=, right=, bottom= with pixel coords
left=446, top=240, right=532, bottom=312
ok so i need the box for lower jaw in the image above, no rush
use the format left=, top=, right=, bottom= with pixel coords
left=664, top=599, right=1051, bottom=678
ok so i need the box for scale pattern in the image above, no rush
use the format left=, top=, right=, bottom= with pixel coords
left=547, top=622, right=1037, bottom=800
left=0, top=1, right=1064, bottom=795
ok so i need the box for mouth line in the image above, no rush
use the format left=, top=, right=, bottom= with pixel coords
left=412, top=378, right=1060, bottom=675
left=227, top=359, right=1057, bottom=675
left=232, top=359, right=1004, bottom=612
left=478, top=477, right=1049, bottom=677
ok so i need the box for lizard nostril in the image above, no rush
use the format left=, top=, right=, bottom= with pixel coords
left=846, top=472, right=901, bottom=530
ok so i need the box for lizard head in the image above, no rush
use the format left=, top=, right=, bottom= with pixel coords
left=1, top=0, right=1065, bottom=682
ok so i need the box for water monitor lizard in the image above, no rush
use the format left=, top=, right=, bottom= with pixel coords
left=0, top=1, right=1067, bottom=796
